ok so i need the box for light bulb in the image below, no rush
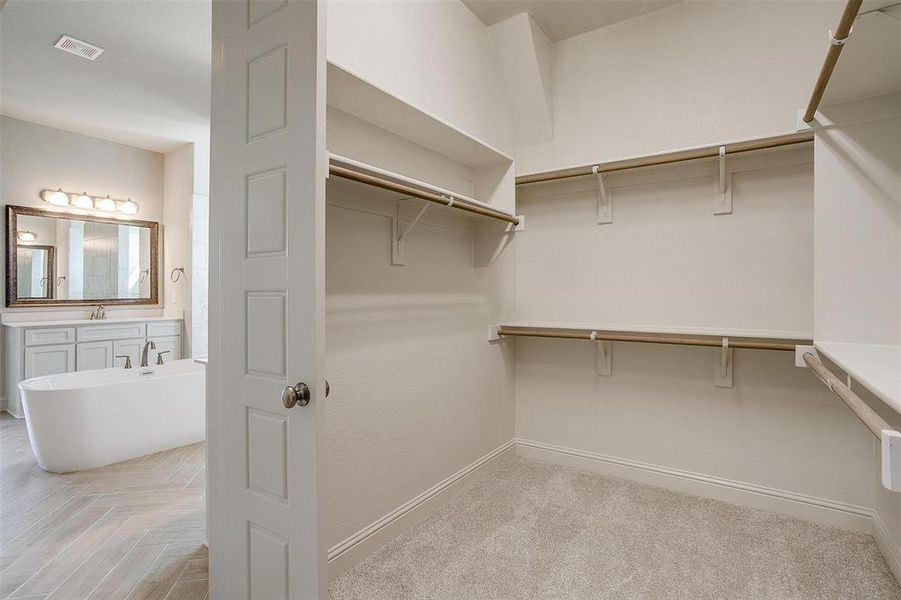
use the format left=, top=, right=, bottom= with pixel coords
left=17, top=231, right=37, bottom=242
left=96, top=195, right=117, bottom=211
left=46, top=188, right=70, bottom=206
left=119, top=198, right=138, bottom=214
left=74, top=192, right=93, bottom=209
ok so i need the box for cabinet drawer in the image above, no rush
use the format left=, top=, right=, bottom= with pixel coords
left=25, top=327, right=76, bottom=346
left=147, top=321, right=182, bottom=338
left=77, top=323, right=147, bottom=342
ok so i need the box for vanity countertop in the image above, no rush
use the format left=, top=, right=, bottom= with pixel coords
left=2, top=316, right=182, bottom=328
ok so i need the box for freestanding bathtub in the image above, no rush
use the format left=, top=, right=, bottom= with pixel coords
left=19, top=359, right=205, bottom=473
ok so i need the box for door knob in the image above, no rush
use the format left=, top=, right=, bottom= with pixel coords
left=282, top=382, right=310, bottom=408
left=326, top=380, right=330, bottom=398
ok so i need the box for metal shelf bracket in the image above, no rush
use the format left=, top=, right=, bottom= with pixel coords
left=593, top=166, right=612, bottom=224
left=591, top=331, right=613, bottom=376
left=714, top=336, right=733, bottom=387
left=714, top=146, right=732, bottom=215
left=392, top=199, right=430, bottom=266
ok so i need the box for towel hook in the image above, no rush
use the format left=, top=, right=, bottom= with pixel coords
left=170, top=267, right=185, bottom=283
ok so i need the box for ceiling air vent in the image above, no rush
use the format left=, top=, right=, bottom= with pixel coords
left=53, top=35, right=104, bottom=61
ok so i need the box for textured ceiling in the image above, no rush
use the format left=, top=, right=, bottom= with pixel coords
left=462, top=0, right=683, bottom=42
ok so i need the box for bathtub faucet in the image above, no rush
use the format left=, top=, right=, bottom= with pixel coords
left=141, top=340, right=156, bottom=367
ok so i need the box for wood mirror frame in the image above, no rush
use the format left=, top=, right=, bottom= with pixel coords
left=6, top=205, right=159, bottom=307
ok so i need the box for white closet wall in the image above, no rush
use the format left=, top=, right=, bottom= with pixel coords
left=512, top=0, right=845, bottom=175
left=812, top=92, right=901, bottom=577
left=322, top=0, right=519, bottom=577
left=503, top=0, right=890, bottom=534
left=324, top=181, right=516, bottom=574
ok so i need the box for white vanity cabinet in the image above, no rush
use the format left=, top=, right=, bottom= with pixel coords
left=4, top=318, right=184, bottom=417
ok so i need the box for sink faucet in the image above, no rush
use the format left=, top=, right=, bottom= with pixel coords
left=90, top=304, right=106, bottom=320
left=141, top=340, right=156, bottom=367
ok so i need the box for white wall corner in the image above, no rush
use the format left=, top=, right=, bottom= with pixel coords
left=488, top=13, right=554, bottom=146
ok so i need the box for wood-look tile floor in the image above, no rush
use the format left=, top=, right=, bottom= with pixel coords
left=0, top=413, right=207, bottom=599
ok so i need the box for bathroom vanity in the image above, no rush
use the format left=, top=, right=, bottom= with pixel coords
left=4, top=317, right=183, bottom=417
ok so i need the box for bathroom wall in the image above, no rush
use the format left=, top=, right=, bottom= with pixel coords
left=510, top=0, right=844, bottom=175
left=0, top=116, right=166, bottom=412
left=163, top=144, right=195, bottom=355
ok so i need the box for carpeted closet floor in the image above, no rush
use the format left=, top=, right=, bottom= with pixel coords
left=330, top=457, right=901, bottom=600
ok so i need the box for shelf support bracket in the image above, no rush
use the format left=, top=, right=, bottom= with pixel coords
left=593, top=166, right=612, bottom=224
left=714, top=146, right=732, bottom=215
left=883, top=431, right=901, bottom=493
left=591, top=331, right=612, bottom=376
left=714, top=336, right=733, bottom=387
left=794, top=345, right=817, bottom=367
left=392, top=199, right=430, bottom=266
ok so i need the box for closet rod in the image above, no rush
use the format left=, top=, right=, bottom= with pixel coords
left=496, top=327, right=801, bottom=352
left=329, top=164, right=521, bottom=226
left=802, top=352, right=892, bottom=439
left=330, top=154, right=491, bottom=212
left=515, top=131, right=814, bottom=186
left=802, top=0, right=863, bottom=123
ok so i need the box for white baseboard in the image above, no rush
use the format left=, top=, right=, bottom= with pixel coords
left=515, top=438, right=876, bottom=534
left=326, top=439, right=516, bottom=580
left=873, top=510, right=901, bottom=584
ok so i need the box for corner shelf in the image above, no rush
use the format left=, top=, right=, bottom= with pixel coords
left=814, top=341, right=901, bottom=416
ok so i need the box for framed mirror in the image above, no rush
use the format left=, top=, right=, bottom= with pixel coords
left=6, top=205, right=159, bottom=307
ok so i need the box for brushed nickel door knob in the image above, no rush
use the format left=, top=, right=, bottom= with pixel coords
left=282, top=382, right=311, bottom=408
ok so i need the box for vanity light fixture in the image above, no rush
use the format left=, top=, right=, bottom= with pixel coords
left=40, top=189, right=139, bottom=215
left=118, top=198, right=139, bottom=214
left=17, top=231, right=37, bottom=243
left=96, top=195, right=117, bottom=212
left=73, top=192, right=93, bottom=209
left=42, top=188, right=70, bottom=206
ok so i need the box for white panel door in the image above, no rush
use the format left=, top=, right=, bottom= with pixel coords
left=24, top=344, right=75, bottom=379
left=210, top=1, right=326, bottom=598
left=76, top=341, right=114, bottom=371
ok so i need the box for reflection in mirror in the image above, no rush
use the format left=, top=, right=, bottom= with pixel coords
left=16, top=245, right=55, bottom=300
left=7, top=206, right=158, bottom=307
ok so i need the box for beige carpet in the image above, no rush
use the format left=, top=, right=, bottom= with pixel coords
left=330, top=457, right=900, bottom=600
